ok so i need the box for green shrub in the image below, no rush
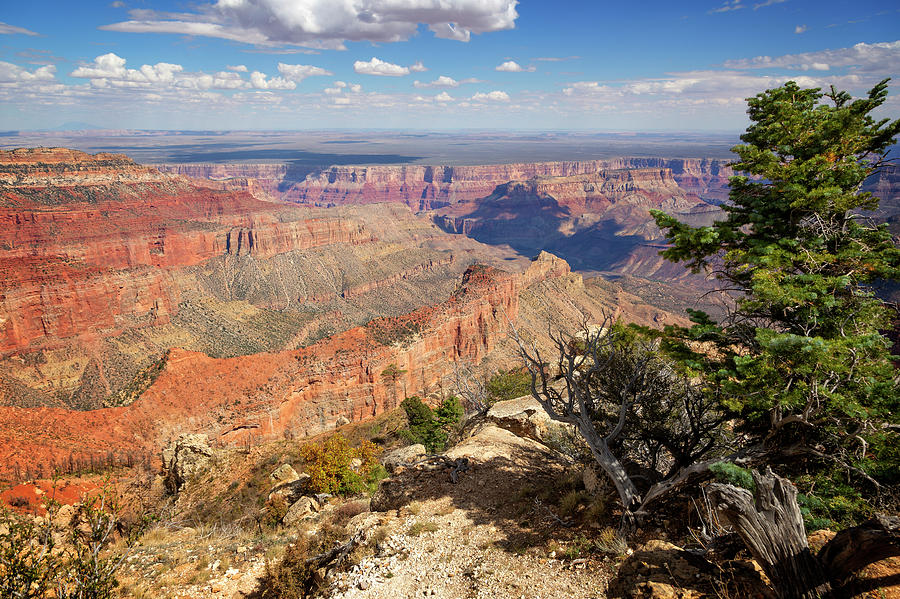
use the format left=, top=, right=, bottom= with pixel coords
left=709, top=461, right=755, bottom=491
left=261, top=494, right=289, bottom=530
left=400, top=396, right=462, bottom=453
left=300, top=434, right=383, bottom=496
left=0, top=490, right=135, bottom=599
left=259, top=534, right=318, bottom=599
left=486, top=368, right=531, bottom=404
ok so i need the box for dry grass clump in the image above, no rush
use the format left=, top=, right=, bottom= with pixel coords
left=331, top=500, right=370, bottom=527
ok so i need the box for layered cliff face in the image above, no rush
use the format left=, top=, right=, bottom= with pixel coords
left=433, top=169, right=720, bottom=278
left=0, top=149, right=519, bottom=413
left=0, top=263, right=520, bottom=479
left=157, top=158, right=738, bottom=209
left=158, top=159, right=730, bottom=279
left=0, top=249, right=703, bottom=481
left=0, top=150, right=370, bottom=356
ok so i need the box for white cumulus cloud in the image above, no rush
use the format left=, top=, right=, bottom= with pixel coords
left=0, top=62, right=56, bottom=83
left=250, top=71, right=296, bottom=89
left=100, top=0, right=519, bottom=49
left=277, top=62, right=333, bottom=82
left=67, top=52, right=327, bottom=92
left=414, top=75, right=458, bottom=88
left=409, top=61, right=427, bottom=72
left=471, top=90, right=510, bottom=102
left=354, top=57, right=409, bottom=76
left=227, top=64, right=249, bottom=72
left=434, top=91, right=454, bottom=102
left=724, top=40, right=900, bottom=72
left=794, top=24, right=807, bottom=34
left=496, top=60, right=534, bottom=72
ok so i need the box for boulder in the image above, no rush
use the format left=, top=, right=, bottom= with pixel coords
left=486, top=396, right=565, bottom=444
left=370, top=477, right=410, bottom=512
left=283, top=496, right=319, bottom=526
left=608, top=539, right=773, bottom=599
left=269, top=472, right=311, bottom=504
left=270, top=463, right=299, bottom=484
left=346, top=511, right=382, bottom=543
left=162, top=434, right=214, bottom=493
left=381, top=444, right=427, bottom=472
left=445, top=424, right=560, bottom=467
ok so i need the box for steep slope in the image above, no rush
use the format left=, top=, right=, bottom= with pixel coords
left=0, top=249, right=701, bottom=483
left=0, top=149, right=518, bottom=411
left=0, top=263, right=518, bottom=480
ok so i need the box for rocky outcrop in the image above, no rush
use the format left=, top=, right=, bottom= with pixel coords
left=381, top=444, right=427, bottom=472
left=486, top=396, right=556, bottom=444
left=161, top=433, right=215, bottom=493
left=0, top=147, right=176, bottom=193
left=608, top=539, right=773, bottom=599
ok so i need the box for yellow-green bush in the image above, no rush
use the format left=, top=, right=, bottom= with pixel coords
left=300, top=434, right=385, bottom=496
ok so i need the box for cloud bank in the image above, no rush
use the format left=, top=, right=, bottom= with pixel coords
left=101, top=0, right=519, bottom=49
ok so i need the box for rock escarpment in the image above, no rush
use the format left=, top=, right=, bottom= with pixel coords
left=0, top=149, right=371, bottom=356
left=0, top=149, right=514, bottom=414
left=433, top=169, right=720, bottom=278
left=158, top=158, right=740, bottom=209
left=0, top=263, right=520, bottom=480
left=161, top=159, right=731, bottom=278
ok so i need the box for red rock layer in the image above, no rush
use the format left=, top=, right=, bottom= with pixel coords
left=157, top=158, right=738, bottom=209
left=0, top=264, right=519, bottom=479
left=0, top=149, right=373, bottom=355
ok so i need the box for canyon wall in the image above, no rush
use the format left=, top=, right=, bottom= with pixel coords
left=0, top=148, right=526, bottom=415
left=0, top=262, right=521, bottom=479
left=156, top=158, right=738, bottom=209
left=0, top=149, right=373, bottom=356
left=432, top=169, right=721, bottom=278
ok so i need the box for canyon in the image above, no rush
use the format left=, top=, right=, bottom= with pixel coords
left=157, top=157, right=738, bottom=209
left=3, top=147, right=896, bottom=482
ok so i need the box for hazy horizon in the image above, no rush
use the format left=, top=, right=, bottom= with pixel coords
left=0, top=129, right=742, bottom=165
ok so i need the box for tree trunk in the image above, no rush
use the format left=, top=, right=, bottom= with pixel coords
left=578, top=419, right=640, bottom=513
left=818, top=513, right=900, bottom=583
left=708, top=468, right=831, bottom=599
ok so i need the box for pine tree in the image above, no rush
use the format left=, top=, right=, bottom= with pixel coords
left=652, top=79, right=900, bottom=520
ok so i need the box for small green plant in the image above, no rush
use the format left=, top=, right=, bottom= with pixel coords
left=261, top=494, right=289, bottom=530
left=260, top=535, right=318, bottom=599
left=558, top=490, right=583, bottom=519
left=709, top=461, right=755, bottom=491
left=300, top=433, right=384, bottom=496
left=0, top=488, right=138, bottom=599
left=594, top=527, right=628, bottom=556
left=408, top=520, right=439, bottom=536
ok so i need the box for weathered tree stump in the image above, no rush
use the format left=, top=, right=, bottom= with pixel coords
left=708, top=468, right=831, bottom=599
left=708, top=468, right=900, bottom=599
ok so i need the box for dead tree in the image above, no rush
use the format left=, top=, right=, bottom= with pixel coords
left=513, top=315, right=727, bottom=524
left=451, top=361, right=490, bottom=415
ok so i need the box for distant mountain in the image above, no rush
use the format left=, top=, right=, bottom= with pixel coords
left=49, top=121, right=104, bottom=131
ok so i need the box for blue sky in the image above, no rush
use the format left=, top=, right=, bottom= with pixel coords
left=1, top=0, right=898, bottom=131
